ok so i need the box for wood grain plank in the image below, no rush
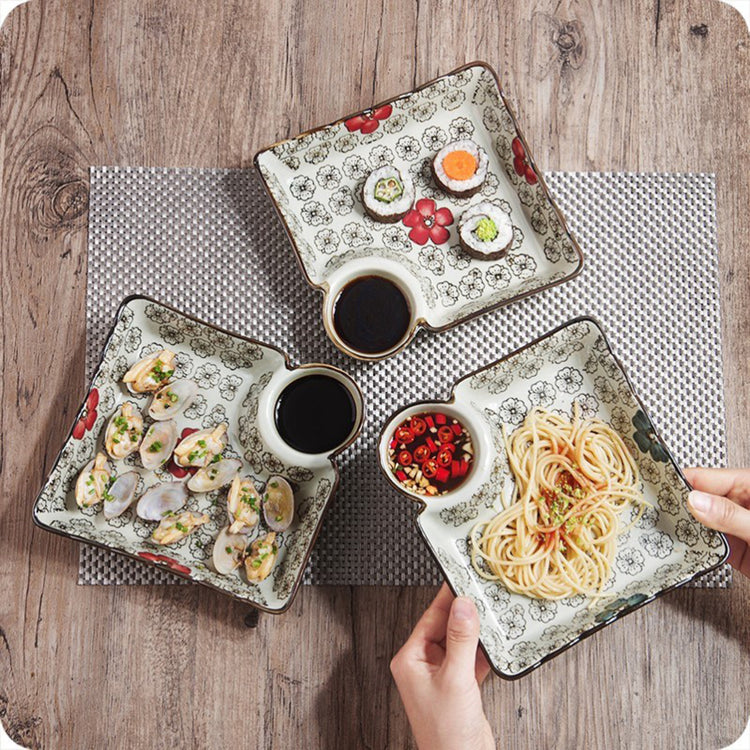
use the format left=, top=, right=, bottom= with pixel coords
left=1, top=0, right=748, bottom=748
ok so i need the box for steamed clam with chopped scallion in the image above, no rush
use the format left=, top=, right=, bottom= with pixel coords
left=136, top=481, right=188, bottom=521
left=148, top=379, right=198, bottom=421
left=187, top=457, right=241, bottom=493
left=75, top=452, right=112, bottom=508
left=122, top=349, right=176, bottom=393
left=244, top=532, right=278, bottom=582
left=139, top=419, right=178, bottom=470
left=212, top=527, right=249, bottom=574
left=102, top=471, right=139, bottom=520
left=104, top=403, right=144, bottom=460
left=173, top=423, right=227, bottom=468
left=262, top=476, right=295, bottom=532
left=226, top=476, right=261, bottom=534
left=152, top=510, right=210, bottom=546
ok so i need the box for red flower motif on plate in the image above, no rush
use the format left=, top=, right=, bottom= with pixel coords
left=511, top=137, right=539, bottom=185
left=137, top=552, right=191, bottom=576
left=72, top=388, right=99, bottom=440
left=403, top=198, right=454, bottom=245
left=344, top=104, right=393, bottom=134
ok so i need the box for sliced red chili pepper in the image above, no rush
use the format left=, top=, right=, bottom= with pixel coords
left=398, top=450, right=413, bottom=467
left=425, top=416, right=435, bottom=429
left=435, top=467, right=450, bottom=483
left=395, top=426, right=415, bottom=444
left=438, top=426, right=455, bottom=444
left=422, top=459, right=438, bottom=479
left=451, top=460, right=461, bottom=478
left=390, top=439, right=397, bottom=449
left=396, top=470, right=407, bottom=482
left=425, top=437, right=437, bottom=454
left=451, top=423, right=462, bottom=435
left=436, top=449, right=453, bottom=467
left=413, top=445, right=431, bottom=463
left=435, top=413, right=447, bottom=425
left=459, top=459, right=470, bottom=476
left=441, top=441, right=457, bottom=453
left=409, top=417, right=427, bottom=436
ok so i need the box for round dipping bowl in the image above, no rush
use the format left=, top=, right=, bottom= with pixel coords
left=377, top=400, right=492, bottom=504
left=258, top=363, right=365, bottom=468
left=321, top=256, right=426, bottom=361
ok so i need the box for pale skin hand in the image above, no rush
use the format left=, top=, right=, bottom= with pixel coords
left=390, top=584, right=496, bottom=750
left=684, top=467, right=750, bottom=577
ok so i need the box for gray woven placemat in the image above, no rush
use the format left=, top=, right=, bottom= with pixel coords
left=79, top=167, right=730, bottom=588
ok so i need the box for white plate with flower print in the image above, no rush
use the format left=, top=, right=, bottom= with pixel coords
left=255, top=61, right=584, bottom=360
left=377, top=317, right=728, bottom=678
left=32, top=296, right=364, bottom=614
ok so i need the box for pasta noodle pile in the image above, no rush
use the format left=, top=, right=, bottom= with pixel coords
left=470, top=407, right=644, bottom=600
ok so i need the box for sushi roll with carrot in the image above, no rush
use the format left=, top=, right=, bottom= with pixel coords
left=432, top=140, right=489, bottom=198
left=362, top=166, right=415, bottom=223
left=458, top=202, right=514, bottom=260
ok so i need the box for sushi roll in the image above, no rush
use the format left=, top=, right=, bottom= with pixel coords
left=458, top=202, right=514, bottom=260
left=432, top=140, right=489, bottom=198
left=362, top=166, right=415, bottom=223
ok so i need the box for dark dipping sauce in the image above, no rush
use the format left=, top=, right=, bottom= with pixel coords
left=274, top=374, right=357, bottom=454
left=333, top=275, right=411, bottom=355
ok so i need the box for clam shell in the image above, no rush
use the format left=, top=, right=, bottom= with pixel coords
left=104, top=402, right=144, bottom=460
left=152, top=510, right=209, bottom=545
left=244, top=532, right=278, bottom=582
left=103, top=471, right=139, bottom=520
left=187, top=458, right=241, bottom=493
left=136, top=481, right=188, bottom=521
left=140, top=420, right=178, bottom=471
left=227, top=475, right=261, bottom=534
left=122, top=349, right=176, bottom=393
left=148, top=380, right=198, bottom=421
left=262, top=476, right=295, bottom=532
left=212, top=526, right=249, bottom=574
left=75, top=452, right=111, bottom=508
left=173, top=423, right=227, bottom=467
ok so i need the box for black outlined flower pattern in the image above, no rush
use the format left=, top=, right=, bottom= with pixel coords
left=573, top=393, right=599, bottom=419
left=368, top=145, right=395, bottom=169
left=382, top=226, right=410, bottom=253
left=219, top=375, right=243, bottom=401
left=419, top=246, right=445, bottom=275
left=315, top=164, right=342, bottom=189
left=446, top=245, right=471, bottom=270
left=194, top=363, right=221, bottom=390
left=485, top=264, right=512, bottom=289
left=395, top=135, right=421, bottom=161
left=290, top=175, right=315, bottom=201
left=437, top=280, right=459, bottom=307
left=341, top=222, right=373, bottom=247
left=441, top=89, right=465, bottom=110
left=314, top=228, right=340, bottom=254
left=555, top=367, right=583, bottom=394
left=458, top=268, right=485, bottom=299
left=616, top=548, right=645, bottom=575
left=342, top=154, right=369, bottom=180
left=675, top=519, right=700, bottom=546
left=449, top=115, right=475, bottom=140
left=529, top=599, right=557, bottom=623
left=300, top=200, right=331, bottom=226
left=328, top=186, right=355, bottom=216
left=508, top=253, right=537, bottom=279
left=528, top=380, right=556, bottom=408
left=640, top=531, right=674, bottom=559
left=499, top=397, right=527, bottom=426
left=421, top=125, right=448, bottom=151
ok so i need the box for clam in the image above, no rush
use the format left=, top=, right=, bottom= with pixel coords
left=227, top=475, right=261, bottom=534
left=148, top=380, right=198, bottom=421
left=262, top=476, right=295, bottom=532
left=122, top=349, right=176, bottom=393
left=139, top=420, right=178, bottom=471
left=136, top=481, right=188, bottom=521
left=244, top=532, right=278, bottom=582
left=75, top=452, right=112, bottom=508
left=173, top=423, right=227, bottom=467
left=103, top=471, right=139, bottom=520
left=187, top=457, right=241, bottom=493
left=104, top=402, right=144, bottom=460
left=152, top=510, right=210, bottom=545
left=212, top=526, right=249, bottom=574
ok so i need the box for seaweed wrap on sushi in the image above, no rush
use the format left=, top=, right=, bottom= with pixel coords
left=362, top=166, right=415, bottom=222
left=458, top=202, right=514, bottom=260
left=432, top=140, right=489, bottom=198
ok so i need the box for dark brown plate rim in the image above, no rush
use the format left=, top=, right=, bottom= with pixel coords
left=31, top=294, right=366, bottom=615
left=376, top=314, right=730, bottom=679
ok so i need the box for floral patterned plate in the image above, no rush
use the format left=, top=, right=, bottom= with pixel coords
left=33, top=296, right=364, bottom=613
left=255, top=61, right=584, bottom=360
left=377, top=317, right=728, bottom=678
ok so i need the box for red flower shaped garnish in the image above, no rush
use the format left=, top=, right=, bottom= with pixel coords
left=344, top=104, right=393, bottom=134
left=137, top=552, right=191, bottom=576
left=403, top=198, right=454, bottom=245
left=511, top=137, right=538, bottom=185
left=73, top=387, right=99, bottom=440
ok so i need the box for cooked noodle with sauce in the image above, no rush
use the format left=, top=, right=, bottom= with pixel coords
left=469, top=406, right=646, bottom=600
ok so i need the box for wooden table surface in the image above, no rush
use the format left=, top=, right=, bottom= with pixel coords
left=1, top=1, right=749, bottom=748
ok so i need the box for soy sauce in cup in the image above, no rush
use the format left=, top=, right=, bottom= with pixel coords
left=274, top=374, right=357, bottom=454
left=332, top=275, right=411, bottom=356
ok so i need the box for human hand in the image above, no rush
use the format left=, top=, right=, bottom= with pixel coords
left=685, top=467, right=750, bottom=577
left=390, top=584, right=495, bottom=750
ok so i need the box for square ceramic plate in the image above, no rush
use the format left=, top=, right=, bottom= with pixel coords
left=255, top=61, right=583, bottom=359
left=378, top=317, right=729, bottom=678
left=33, top=296, right=364, bottom=613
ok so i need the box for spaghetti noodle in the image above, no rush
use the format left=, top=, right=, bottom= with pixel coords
left=470, top=406, right=644, bottom=600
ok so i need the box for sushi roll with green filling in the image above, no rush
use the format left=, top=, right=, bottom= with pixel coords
left=432, top=139, right=489, bottom=198
left=362, top=166, right=415, bottom=222
left=458, top=202, right=514, bottom=260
